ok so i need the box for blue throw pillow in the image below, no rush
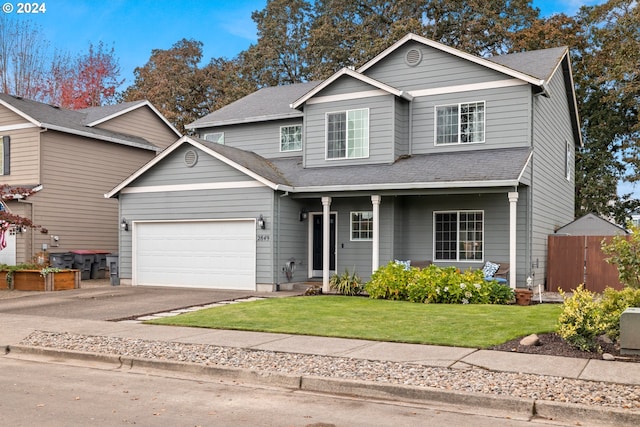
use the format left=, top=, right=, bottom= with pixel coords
left=394, top=259, right=411, bottom=271
left=482, top=261, right=500, bottom=278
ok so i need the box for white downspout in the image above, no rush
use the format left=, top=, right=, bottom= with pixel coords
left=508, top=191, right=519, bottom=289
left=322, top=196, right=331, bottom=293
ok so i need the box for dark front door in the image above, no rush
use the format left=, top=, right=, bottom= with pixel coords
left=312, top=213, right=336, bottom=274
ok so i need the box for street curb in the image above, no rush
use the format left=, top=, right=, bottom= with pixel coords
left=535, top=400, right=640, bottom=427
left=6, top=345, right=640, bottom=426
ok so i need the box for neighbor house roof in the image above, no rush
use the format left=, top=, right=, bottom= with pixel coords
left=186, top=81, right=322, bottom=129
left=0, top=94, right=171, bottom=151
left=81, top=100, right=181, bottom=136
left=107, top=137, right=533, bottom=198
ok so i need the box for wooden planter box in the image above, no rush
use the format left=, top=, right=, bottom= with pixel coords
left=0, top=271, right=9, bottom=290
left=12, top=270, right=80, bottom=291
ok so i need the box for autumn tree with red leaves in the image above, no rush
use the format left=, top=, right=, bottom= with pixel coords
left=43, top=42, right=124, bottom=109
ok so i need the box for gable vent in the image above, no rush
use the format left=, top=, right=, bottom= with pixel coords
left=184, top=149, right=198, bottom=167
left=405, top=48, right=422, bottom=67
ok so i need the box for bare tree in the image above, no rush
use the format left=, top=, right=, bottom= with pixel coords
left=0, top=14, right=49, bottom=98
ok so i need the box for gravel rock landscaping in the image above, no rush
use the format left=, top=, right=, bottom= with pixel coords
left=20, top=330, right=640, bottom=412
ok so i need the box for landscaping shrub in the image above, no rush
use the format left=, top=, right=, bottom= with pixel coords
left=557, top=285, right=640, bottom=351
left=329, top=269, right=363, bottom=296
left=601, top=223, right=640, bottom=289
left=557, top=285, right=606, bottom=352
left=365, top=261, right=513, bottom=304
left=599, top=287, right=640, bottom=341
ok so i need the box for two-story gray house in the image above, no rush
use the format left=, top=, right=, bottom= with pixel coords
left=108, top=33, right=580, bottom=292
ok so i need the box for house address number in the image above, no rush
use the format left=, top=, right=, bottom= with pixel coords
left=257, top=235, right=270, bottom=241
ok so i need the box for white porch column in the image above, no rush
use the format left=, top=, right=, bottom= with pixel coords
left=371, top=195, right=381, bottom=274
left=322, top=196, right=332, bottom=293
left=508, top=191, right=519, bottom=289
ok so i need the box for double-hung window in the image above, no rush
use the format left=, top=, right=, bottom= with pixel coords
left=326, top=108, right=369, bottom=159
left=434, top=211, right=484, bottom=261
left=351, top=211, right=373, bottom=241
left=436, top=101, right=485, bottom=144
left=280, top=125, right=302, bottom=152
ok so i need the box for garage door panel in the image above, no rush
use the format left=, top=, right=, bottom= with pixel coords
left=134, top=220, right=256, bottom=290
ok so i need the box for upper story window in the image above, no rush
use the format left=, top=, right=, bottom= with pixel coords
left=434, top=210, right=484, bottom=261
left=435, top=101, right=485, bottom=145
left=203, top=132, right=224, bottom=144
left=351, top=211, right=373, bottom=241
left=280, top=125, right=302, bottom=152
left=326, top=108, right=369, bottom=159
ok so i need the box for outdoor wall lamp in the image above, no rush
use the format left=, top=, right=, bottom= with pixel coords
left=258, top=214, right=266, bottom=230
left=120, top=217, right=129, bottom=232
left=299, top=208, right=308, bottom=222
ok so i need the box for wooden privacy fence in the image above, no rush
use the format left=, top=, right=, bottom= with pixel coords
left=547, top=235, right=627, bottom=293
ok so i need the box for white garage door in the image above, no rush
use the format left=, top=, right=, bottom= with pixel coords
left=134, top=220, right=256, bottom=290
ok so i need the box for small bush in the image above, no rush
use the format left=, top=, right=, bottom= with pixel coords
left=601, top=224, right=640, bottom=289
left=365, top=261, right=513, bottom=304
left=329, top=269, right=363, bottom=296
left=599, top=287, right=640, bottom=341
left=557, top=285, right=607, bottom=352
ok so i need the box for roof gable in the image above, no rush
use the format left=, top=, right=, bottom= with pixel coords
left=358, top=33, right=546, bottom=88
left=0, top=93, right=162, bottom=151
left=291, top=68, right=412, bottom=109
left=81, top=100, right=181, bottom=137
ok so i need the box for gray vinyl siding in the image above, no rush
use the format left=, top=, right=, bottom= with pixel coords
left=410, top=84, right=532, bottom=154
left=118, top=186, right=274, bottom=282
left=391, top=192, right=528, bottom=282
left=530, top=64, right=576, bottom=286
left=32, top=130, right=154, bottom=259
left=93, top=106, right=178, bottom=150
left=197, top=119, right=303, bottom=160
left=129, top=144, right=254, bottom=187
left=363, top=40, right=509, bottom=91
left=303, top=95, right=396, bottom=168
left=274, top=195, right=308, bottom=284
left=395, top=98, right=409, bottom=157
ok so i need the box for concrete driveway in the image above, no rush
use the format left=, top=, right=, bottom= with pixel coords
left=0, top=281, right=299, bottom=321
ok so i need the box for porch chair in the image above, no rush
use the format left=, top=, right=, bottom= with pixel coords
left=482, top=261, right=509, bottom=285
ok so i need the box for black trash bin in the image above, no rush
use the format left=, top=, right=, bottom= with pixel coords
left=106, top=253, right=119, bottom=286
left=71, top=250, right=95, bottom=280
left=49, top=252, right=73, bottom=269
left=90, top=252, right=109, bottom=279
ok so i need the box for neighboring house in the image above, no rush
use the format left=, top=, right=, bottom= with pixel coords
left=0, top=94, right=181, bottom=265
left=108, top=33, right=580, bottom=291
left=555, top=213, right=628, bottom=236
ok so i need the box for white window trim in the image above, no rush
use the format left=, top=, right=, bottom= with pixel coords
left=279, top=124, right=303, bottom=153
left=434, top=101, right=486, bottom=145
left=350, top=211, right=373, bottom=241
left=325, top=108, right=370, bottom=160
left=202, top=132, right=225, bottom=144
left=433, top=210, right=485, bottom=263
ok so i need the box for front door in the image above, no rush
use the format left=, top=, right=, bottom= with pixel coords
left=311, top=213, right=336, bottom=277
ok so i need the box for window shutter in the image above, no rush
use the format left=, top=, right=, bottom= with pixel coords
left=2, top=136, right=9, bottom=175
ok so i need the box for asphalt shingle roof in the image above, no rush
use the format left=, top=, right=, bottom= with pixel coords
left=186, top=81, right=322, bottom=129
left=488, top=46, right=568, bottom=81
left=0, top=94, right=158, bottom=151
left=197, top=137, right=531, bottom=191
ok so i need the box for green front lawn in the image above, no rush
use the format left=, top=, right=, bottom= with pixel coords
left=148, top=296, right=562, bottom=348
